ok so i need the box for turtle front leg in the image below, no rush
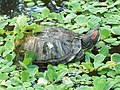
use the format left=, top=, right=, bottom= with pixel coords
left=74, top=50, right=84, bottom=60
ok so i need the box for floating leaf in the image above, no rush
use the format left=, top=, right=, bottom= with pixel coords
left=23, top=50, right=37, bottom=66
left=57, top=64, right=67, bottom=70
left=1, top=65, right=16, bottom=73
left=5, top=41, right=13, bottom=50
left=112, top=41, right=120, bottom=46
left=111, top=26, right=120, bottom=35
left=93, top=77, right=107, bottom=90
left=115, top=76, right=120, bottom=83
left=75, top=86, right=93, bottom=90
left=0, top=73, right=9, bottom=80
left=74, top=27, right=88, bottom=34
left=13, top=25, right=20, bottom=34
left=23, top=58, right=32, bottom=67
left=10, top=77, right=22, bottom=86
left=46, top=84, right=56, bottom=90
left=64, top=13, right=77, bottom=23
left=21, top=71, right=30, bottom=82
left=0, top=29, right=5, bottom=34
left=93, top=54, right=106, bottom=69
left=70, top=1, right=82, bottom=12
left=99, top=45, right=109, bottom=56
left=88, top=15, right=101, bottom=24
left=37, top=78, right=48, bottom=85
left=49, top=12, right=57, bottom=19
left=25, top=23, right=37, bottom=30
left=75, top=15, right=88, bottom=26
left=16, top=14, right=28, bottom=29
left=96, top=41, right=105, bottom=48
left=106, top=16, right=119, bottom=24
left=33, top=25, right=42, bottom=33
left=111, top=53, right=120, bottom=63
left=27, top=65, right=39, bottom=76
left=107, top=70, right=117, bottom=77
left=104, top=80, right=116, bottom=90
left=104, top=38, right=117, bottom=43
left=55, top=70, right=67, bottom=82
left=42, top=8, right=50, bottom=18
left=0, top=20, right=8, bottom=29
left=57, top=13, right=64, bottom=23
left=16, top=32, right=24, bottom=39
left=46, top=65, right=57, bottom=82
left=89, top=7, right=108, bottom=14
left=81, top=62, right=94, bottom=72
left=115, top=66, right=120, bottom=73
left=56, top=84, right=67, bottom=90
left=100, top=28, right=110, bottom=39
left=22, top=82, right=32, bottom=88
left=27, top=2, right=35, bottom=7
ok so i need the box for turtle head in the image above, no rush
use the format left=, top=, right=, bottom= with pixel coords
left=81, top=27, right=100, bottom=50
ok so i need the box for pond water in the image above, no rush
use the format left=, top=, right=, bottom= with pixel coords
left=0, top=0, right=65, bottom=18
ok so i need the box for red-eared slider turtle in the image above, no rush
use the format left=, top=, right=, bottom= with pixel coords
left=21, top=26, right=100, bottom=66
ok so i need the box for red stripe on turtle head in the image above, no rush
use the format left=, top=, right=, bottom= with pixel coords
left=91, top=30, right=98, bottom=39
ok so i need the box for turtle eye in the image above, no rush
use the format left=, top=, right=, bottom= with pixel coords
left=91, top=30, right=98, bottom=39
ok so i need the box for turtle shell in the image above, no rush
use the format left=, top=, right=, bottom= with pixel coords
left=21, top=26, right=83, bottom=65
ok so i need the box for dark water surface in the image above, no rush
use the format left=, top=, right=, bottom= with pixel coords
left=0, top=0, right=65, bottom=18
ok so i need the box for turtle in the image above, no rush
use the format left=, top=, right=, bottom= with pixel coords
left=21, top=26, right=100, bottom=66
